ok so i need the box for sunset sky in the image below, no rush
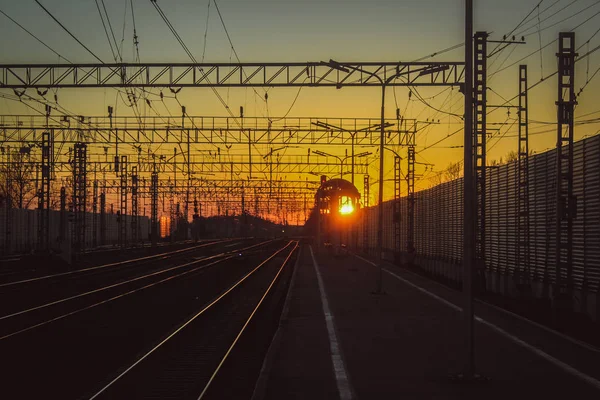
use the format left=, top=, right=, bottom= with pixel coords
left=1, top=0, right=599, bottom=209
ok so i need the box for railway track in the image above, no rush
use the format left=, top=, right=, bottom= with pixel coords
left=0, top=238, right=235, bottom=287
left=0, top=239, right=296, bottom=399
left=0, top=239, right=272, bottom=338
left=88, top=240, right=299, bottom=400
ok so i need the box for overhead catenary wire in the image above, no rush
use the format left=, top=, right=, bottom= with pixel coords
left=0, top=7, right=71, bottom=63
left=33, top=0, right=104, bottom=63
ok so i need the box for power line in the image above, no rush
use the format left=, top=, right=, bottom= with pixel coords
left=34, top=0, right=104, bottom=63
left=492, top=7, right=600, bottom=77
left=0, top=7, right=71, bottom=63
left=94, top=0, right=118, bottom=61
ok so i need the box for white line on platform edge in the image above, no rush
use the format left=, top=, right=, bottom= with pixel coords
left=310, top=246, right=354, bottom=400
left=354, top=254, right=600, bottom=392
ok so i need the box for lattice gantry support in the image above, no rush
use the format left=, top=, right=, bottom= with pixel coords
left=0, top=62, right=465, bottom=88
left=38, top=130, right=51, bottom=251
left=92, top=180, right=98, bottom=247
left=363, top=174, right=370, bottom=254
left=554, top=32, right=577, bottom=314
left=4, top=174, right=12, bottom=254
left=473, top=31, right=488, bottom=291
left=393, top=155, right=401, bottom=256
left=100, top=192, right=106, bottom=246
left=517, top=65, right=531, bottom=287
left=406, top=146, right=416, bottom=259
left=72, top=142, right=87, bottom=260
left=131, top=166, right=139, bottom=246
left=151, top=169, right=159, bottom=246
left=119, top=155, right=128, bottom=248
left=59, top=186, right=66, bottom=243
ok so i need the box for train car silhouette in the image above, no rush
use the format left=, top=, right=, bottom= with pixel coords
left=306, top=176, right=362, bottom=256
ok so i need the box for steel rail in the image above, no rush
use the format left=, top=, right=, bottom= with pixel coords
left=87, top=240, right=296, bottom=400
left=0, top=240, right=276, bottom=340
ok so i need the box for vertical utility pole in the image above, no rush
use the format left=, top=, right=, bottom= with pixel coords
left=517, top=65, right=531, bottom=288
left=131, top=166, right=139, bottom=246
left=151, top=166, right=159, bottom=246
left=254, top=188, right=259, bottom=217
left=351, top=132, right=356, bottom=184
left=407, top=146, right=416, bottom=261
left=473, top=31, right=488, bottom=292
left=4, top=169, right=12, bottom=254
left=241, top=181, right=246, bottom=237
left=554, top=32, right=577, bottom=320
left=39, top=129, right=51, bottom=251
left=109, top=106, right=117, bottom=173
left=393, top=155, right=401, bottom=257
left=363, top=174, right=370, bottom=254
left=462, top=0, right=476, bottom=379
left=183, top=106, right=190, bottom=228
left=100, top=192, right=106, bottom=246
left=120, top=155, right=128, bottom=248
left=375, top=84, right=387, bottom=294
left=59, top=186, right=66, bottom=244
left=92, top=179, right=98, bottom=247
left=72, top=142, right=87, bottom=261
left=303, top=192, right=307, bottom=224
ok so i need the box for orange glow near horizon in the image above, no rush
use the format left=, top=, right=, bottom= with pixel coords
left=339, top=196, right=354, bottom=215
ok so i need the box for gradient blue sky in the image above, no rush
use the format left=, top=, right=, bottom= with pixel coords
left=1, top=0, right=599, bottom=198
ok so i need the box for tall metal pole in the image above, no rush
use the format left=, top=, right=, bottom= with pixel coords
left=375, top=85, right=386, bottom=293
left=393, top=155, right=401, bottom=257
left=151, top=166, right=158, bottom=246
left=351, top=133, right=356, bottom=184
left=407, top=146, right=416, bottom=261
left=363, top=174, right=370, bottom=254
left=554, top=32, right=576, bottom=322
left=462, top=0, right=476, bottom=378
left=473, top=31, right=488, bottom=292
left=517, top=65, right=531, bottom=288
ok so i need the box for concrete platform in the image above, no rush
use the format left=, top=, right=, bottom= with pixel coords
left=255, top=245, right=600, bottom=400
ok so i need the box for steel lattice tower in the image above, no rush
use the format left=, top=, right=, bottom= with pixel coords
left=72, top=142, right=87, bottom=258
left=517, top=65, right=531, bottom=287
left=406, top=146, right=416, bottom=259
left=59, top=186, right=66, bottom=243
left=363, top=174, right=370, bottom=254
left=393, top=155, right=402, bottom=256
left=38, top=130, right=51, bottom=251
left=151, top=167, right=159, bottom=246
left=100, top=192, right=106, bottom=246
left=554, top=32, right=577, bottom=314
left=119, top=155, right=128, bottom=248
left=131, top=166, right=139, bottom=246
left=473, top=31, right=488, bottom=291
left=92, top=179, right=98, bottom=247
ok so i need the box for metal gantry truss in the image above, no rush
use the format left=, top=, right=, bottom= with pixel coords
left=0, top=115, right=417, bottom=147
left=555, top=32, right=577, bottom=313
left=0, top=61, right=464, bottom=88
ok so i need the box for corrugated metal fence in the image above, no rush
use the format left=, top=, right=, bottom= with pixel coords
left=359, top=135, right=600, bottom=319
